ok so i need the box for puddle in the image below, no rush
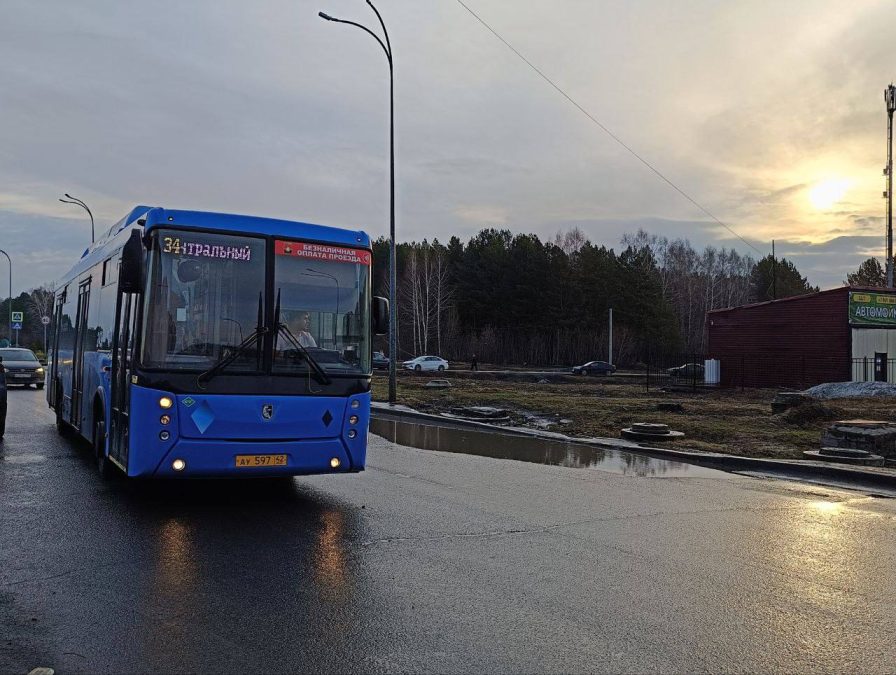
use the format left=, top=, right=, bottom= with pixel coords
left=369, top=418, right=730, bottom=479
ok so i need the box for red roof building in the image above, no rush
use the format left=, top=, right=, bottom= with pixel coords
left=707, top=287, right=896, bottom=388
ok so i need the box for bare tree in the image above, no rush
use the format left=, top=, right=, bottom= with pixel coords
left=26, top=283, right=55, bottom=354
left=26, top=284, right=55, bottom=321
left=552, top=226, right=588, bottom=255
left=432, top=242, right=453, bottom=356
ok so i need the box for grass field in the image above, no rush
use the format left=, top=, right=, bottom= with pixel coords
left=371, top=371, right=896, bottom=460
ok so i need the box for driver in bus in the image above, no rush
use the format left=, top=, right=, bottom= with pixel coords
left=281, top=311, right=317, bottom=349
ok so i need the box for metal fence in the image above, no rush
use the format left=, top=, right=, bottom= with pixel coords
left=644, top=355, right=896, bottom=392
left=851, top=357, right=896, bottom=383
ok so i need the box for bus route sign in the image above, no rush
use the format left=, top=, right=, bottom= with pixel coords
left=849, top=291, right=896, bottom=327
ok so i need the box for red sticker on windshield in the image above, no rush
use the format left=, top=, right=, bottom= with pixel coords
left=275, top=241, right=371, bottom=266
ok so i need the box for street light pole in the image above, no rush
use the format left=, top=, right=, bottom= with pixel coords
left=319, top=2, right=397, bottom=404
left=59, top=193, right=95, bottom=243
left=0, top=249, right=11, bottom=345
left=886, top=84, right=895, bottom=288
left=304, top=268, right=340, bottom=346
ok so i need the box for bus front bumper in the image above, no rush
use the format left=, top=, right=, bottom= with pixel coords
left=145, top=438, right=357, bottom=478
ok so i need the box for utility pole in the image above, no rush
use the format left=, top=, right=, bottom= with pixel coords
left=608, top=308, right=613, bottom=365
left=0, top=249, right=10, bottom=345
left=772, top=240, right=777, bottom=300
left=885, top=84, right=895, bottom=288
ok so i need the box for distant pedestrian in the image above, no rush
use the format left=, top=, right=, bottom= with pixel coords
left=470, top=354, right=478, bottom=371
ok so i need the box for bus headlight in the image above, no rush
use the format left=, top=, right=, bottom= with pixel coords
left=160, top=415, right=171, bottom=425
left=159, top=396, right=173, bottom=409
left=159, top=431, right=170, bottom=441
left=330, top=457, right=341, bottom=468
left=172, top=459, right=186, bottom=472
left=347, top=429, right=357, bottom=439
left=349, top=415, right=358, bottom=425
left=351, top=399, right=360, bottom=409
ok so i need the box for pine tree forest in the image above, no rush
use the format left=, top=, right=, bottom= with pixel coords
left=370, top=227, right=798, bottom=366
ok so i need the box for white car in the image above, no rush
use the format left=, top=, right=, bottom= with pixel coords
left=403, top=355, right=448, bottom=372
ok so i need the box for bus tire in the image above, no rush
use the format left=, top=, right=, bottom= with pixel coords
left=94, top=417, right=115, bottom=479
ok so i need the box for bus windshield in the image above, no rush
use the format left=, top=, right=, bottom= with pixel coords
left=140, top=230, right=371, bottom=375
left=272, top=240, right=370, bottom=374
left=141, top=229, right=267, bottom=371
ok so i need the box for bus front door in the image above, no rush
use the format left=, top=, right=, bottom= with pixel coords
left=48, top=291, right=64, bottom=409
left=109, top=291, right=136, bottom=469
left=70, top=280, right=91, bottom=430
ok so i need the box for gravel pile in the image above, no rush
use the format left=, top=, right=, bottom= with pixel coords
left=804, top=381, right=896, bottom=400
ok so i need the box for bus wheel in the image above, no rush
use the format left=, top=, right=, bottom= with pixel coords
left=94, top=418, right=115, bottom=479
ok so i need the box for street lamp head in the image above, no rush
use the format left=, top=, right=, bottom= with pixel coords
left=319, top=11, right=334, bottom=21
left=887, top=84, right=896, bottom=114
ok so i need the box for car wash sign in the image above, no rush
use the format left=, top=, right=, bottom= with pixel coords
left=850, top=291, right=896, bottom=327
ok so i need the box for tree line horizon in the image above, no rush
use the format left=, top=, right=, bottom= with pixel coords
left=1, top=229, right=889, bottom=364
left=371, top=227, right=892, bottom=366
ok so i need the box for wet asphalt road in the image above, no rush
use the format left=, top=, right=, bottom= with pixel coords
left=2, top=388, right=896, bottom=674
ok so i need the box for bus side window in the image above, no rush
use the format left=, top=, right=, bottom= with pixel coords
left=58, top=292, right=76, bottom=352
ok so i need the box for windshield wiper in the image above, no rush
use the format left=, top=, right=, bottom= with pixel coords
left=274, top=289, right=331, bottom=385
left=198, top=293, right=266, bottom=386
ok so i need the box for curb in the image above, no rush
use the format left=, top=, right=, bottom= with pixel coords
left=370, top=402, right=896, bottom=491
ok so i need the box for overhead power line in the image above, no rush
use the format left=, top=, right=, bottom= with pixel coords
left=454, top=0, right=764, bottom=256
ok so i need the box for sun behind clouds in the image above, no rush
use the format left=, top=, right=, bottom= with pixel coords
left=808, top=178, right=850, bottom=210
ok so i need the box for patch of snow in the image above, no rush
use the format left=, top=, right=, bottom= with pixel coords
left=804, top=381, right=896, bottom=400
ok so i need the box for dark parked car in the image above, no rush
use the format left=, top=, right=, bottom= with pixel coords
left=571, top=360, right=616, bottom=376
left=0, top=356, right=6, bottom=440
left=372, top=351, right=390, bottom=370
left=667, top=363, right=704, bottom=379
left=0, top=348, right=44, bottom=388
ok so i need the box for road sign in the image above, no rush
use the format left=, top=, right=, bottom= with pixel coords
left=12, top=322, right=22, bottom=331
left=41, top=315, right=51, bottom=326
left=11, top=311, right=23, bottom=323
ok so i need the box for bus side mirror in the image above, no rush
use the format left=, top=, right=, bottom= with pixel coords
left=119, top=229, right=145, bottom=293
left=373, top=296, right=389, bottom=336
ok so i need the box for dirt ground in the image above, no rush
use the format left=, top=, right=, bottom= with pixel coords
left=371, top=370, right=896, bottom=460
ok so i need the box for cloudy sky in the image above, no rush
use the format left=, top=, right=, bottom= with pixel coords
left=1, top=0, right=894, bottom=294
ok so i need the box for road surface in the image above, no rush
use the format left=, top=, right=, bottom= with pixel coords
left=2, top=387, right=895, bottom=673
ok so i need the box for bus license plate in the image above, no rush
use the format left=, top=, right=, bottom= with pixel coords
left=235, top=454, right=288, bottom=468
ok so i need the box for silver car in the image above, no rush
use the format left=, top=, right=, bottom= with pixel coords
left=0, top=348, right=45, bottom=389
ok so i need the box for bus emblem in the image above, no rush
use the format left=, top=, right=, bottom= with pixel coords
left=262, top=404, right=274, bottom=420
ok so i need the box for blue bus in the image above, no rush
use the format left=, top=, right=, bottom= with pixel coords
left=48, top=206, right=388, bottom=478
